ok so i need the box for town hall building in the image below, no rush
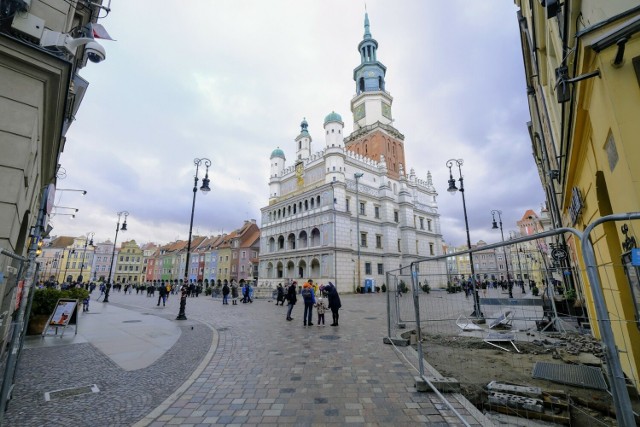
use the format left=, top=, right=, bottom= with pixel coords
left=258, top=13, right=446, bottom=293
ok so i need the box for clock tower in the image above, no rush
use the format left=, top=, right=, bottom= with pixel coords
left=347, top=12, right=405, bottom=180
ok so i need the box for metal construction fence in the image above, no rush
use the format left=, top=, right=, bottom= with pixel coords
left=0, top=248, right=30, bottom=419
left=384, top=213, right=640, bottom=427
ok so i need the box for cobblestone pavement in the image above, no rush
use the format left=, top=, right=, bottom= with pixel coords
left=5, top=291, right=490, bottom=426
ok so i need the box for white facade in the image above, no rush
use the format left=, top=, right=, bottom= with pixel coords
left=258, top=13, right=446, bottom=293
left=259, top=122, right=446, bottom=294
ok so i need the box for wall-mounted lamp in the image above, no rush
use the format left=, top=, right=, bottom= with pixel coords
left=53, top=206, right=79, bottom=212
left=57, top=189, right=87, bottom=195
left=555, top=66, right=600, bottom=103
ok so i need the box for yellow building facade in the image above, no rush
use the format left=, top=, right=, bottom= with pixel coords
left=515, top=1, right=640, bottom=390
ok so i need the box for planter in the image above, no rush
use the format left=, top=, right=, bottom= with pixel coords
left=26, top=314, right=49, bottom=335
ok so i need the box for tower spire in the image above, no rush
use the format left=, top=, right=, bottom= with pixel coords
left=364, top=12, right=371, bottom=40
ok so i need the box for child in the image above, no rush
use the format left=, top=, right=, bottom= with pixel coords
left=82, top=295, right=90, bottom=312
left=315, top=296, right=327, bottom=326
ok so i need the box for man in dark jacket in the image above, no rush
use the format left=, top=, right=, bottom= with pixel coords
left=286, top=282, right=297, bottom=321
left=326, top=282, right=342, bottom=326
left=222, top=281, right=230, bottom=305
left=157, top=281, right=168, bottom=307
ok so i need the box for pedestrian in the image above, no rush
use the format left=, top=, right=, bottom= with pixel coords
left=326, top=282, right=341, bottom=326
left=231, top=280, right=239, bottom=305
left=301, top=279, right=316, bottom=326
left=157, top=281, right=168, bottom=306
left=222, top=280, right=230, bottom=305
left=276, top=283, right=285, bottom=306
left=247, top=282, right=253, bottom=303
left=315, top=295, right=327, bottom=326
left=286, top=281, right=297, bottom=321
left=82, top=295, right=90, bottom=312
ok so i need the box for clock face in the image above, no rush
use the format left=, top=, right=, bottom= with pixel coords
left=354, top=104, right=365, bottom=121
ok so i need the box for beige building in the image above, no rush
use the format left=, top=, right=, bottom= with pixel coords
left=0, top=1, right=111, bottom=349
left=114, top=240, right=144, bottom=285
left=515, top=0, right=640, bottom=393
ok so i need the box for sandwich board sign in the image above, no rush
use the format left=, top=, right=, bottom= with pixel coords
left=43, top=299, right=79, bottom=337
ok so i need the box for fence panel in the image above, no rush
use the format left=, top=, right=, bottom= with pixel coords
left=384, top=219, right=640, bottom=426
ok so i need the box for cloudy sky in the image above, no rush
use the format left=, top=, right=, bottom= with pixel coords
left=51, top=0, right=545, bottom=248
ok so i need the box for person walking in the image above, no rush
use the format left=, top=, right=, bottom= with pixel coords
left=286, top=281, right=297, bottom=321
left=276, top=283, right=285, bottom=306
left=157, top=281, right=167, bottom=307
left=222, top=280, right=230, bottom=305
left=326, top=282, right=341, bottom=326
left=301, top=279, right=316, bottom=326
left=231, top=280, right=239, bottom=305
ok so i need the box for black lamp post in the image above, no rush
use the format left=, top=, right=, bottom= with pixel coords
left=446, top=159, right=483, bottom=319
left=105, top=211, right=129, bottom=303
left=491, top=210, right=513, bottom=298
left=78, top=231, right=94, bottom=283
left=354, top=172, right=364, bottom=292
left=177, top=157, right=211, bottom=321
left=62, top=249, right=75, bottom=283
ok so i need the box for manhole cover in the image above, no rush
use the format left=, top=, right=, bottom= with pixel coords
left=319, top=335, right=340, bottom=340
left=122, top=320, right=142, bottom=323
left=45, top=384, right=99, bottom=401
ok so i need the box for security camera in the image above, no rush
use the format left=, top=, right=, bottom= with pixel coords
left=40, top=30, right=107, bottom=64
left=84, top=40, right=106, bottom=63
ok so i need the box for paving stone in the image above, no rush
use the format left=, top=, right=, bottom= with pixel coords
left=4, top=292, right=491, bottom=426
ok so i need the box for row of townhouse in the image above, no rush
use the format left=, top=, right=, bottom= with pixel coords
left=444, top=207, right=555, bottom=288
left=146, top=220, right=260, bottom=285
left=37, top=220, right=260, bottom=287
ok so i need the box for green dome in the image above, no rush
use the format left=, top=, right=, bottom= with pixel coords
left=270, top=147, right=285, bottom=160
left=324, top=111, right=343, bottom=125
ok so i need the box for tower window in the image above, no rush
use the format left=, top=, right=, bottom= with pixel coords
left=332, top=129, right=334, bottom=133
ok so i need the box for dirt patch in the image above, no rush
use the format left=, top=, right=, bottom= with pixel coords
left=418, top=332, right=639, bottom=426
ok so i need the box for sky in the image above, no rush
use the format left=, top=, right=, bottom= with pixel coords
left=50, top=0, right=545, bottom=248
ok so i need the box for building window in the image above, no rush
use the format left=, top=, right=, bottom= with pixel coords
left=427, top=219, right=432, bottom=231
left=359, top=202, right=365, bottom=215
left=429, top=243, right=435, bottom=256
left=360, top=232, right=367, bottom=247
left=346, top=198, right=350, bottom=212
left=374, top=206, right=380, bottom=218
left=397, top=239, right=401, bottom=252
left=376, top=235, right=382, bottom=248
left=377, top=263, right=384, bottom=274
left=416, top=240, right=419, bottom=254
left=365, top=262, right=372, bottom=275
left=419, top=217, right=424, bottom=230
left=241, top=251, right=246, bottom=259
left=394, top=210, right=399, bottom=223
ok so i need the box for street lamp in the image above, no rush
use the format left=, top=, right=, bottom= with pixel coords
left=177, top=157, right=211, bottom=321
left=491, top=210, right=513, bottom=298
left=105, top=211, right=129, bottom=303
left=62, top=249, right=75, bottom=283
left=446, top=159, right=483, bottom=319
left=354, top=172, right=364, bottom=293
left=78, top=232, right=94, bottom=283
